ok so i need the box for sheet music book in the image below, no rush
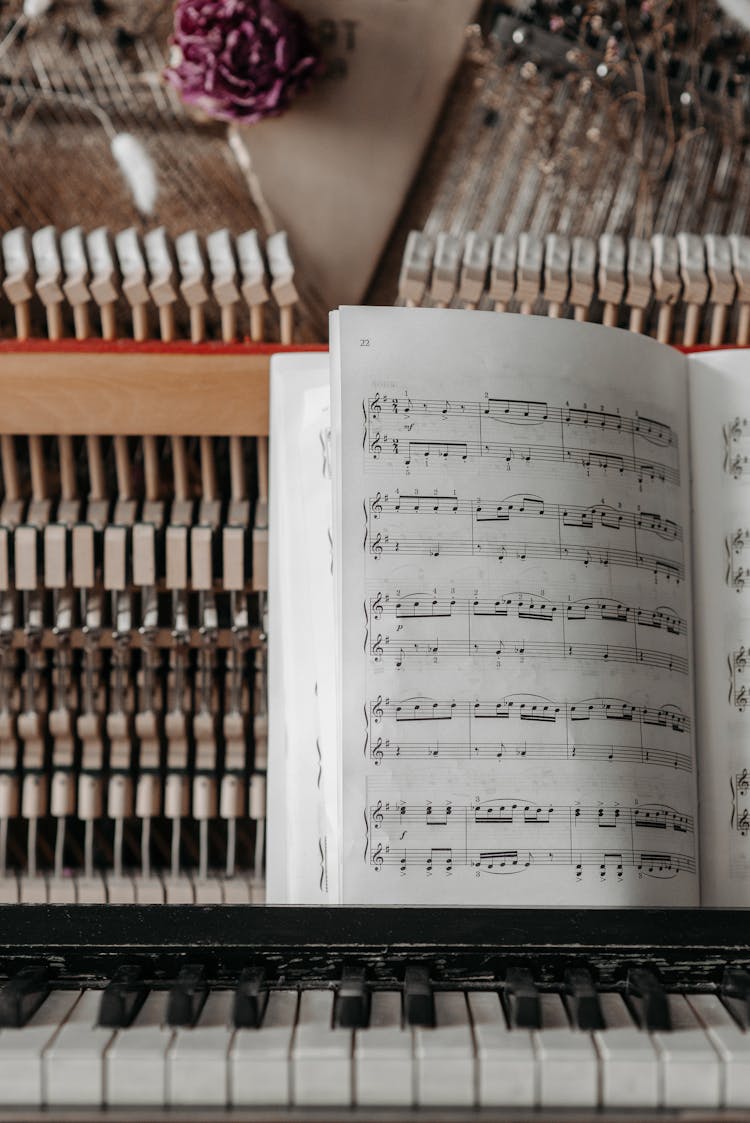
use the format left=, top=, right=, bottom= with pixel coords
left=268, top=308, right=750, bottom=906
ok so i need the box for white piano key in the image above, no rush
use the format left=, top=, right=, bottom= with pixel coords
left=167, top=990, right=233, bottom=1107
left=19, top=875, right=48, bottom=904
left=106, top=875, right=136, bottom=904
left=292, top=989, right=351, bottom=1106
left=354, top=990, right=412, bottom=1107
left=43, top=989, right=113, bottom=1106
left=688, top=993, right=750, bottom=1108
left=222, top=877, right=251, bottom=904
left=75, top=875, right=107, bottom=904
left=595, top=992, right=659, bottom=1108
left=468, top=990, right=535, bottom=1107
left=106, top=991, right=172, bottom=1107
left=534, top=992, right=598, bottom=1108
left=414, top=991, right=474, bottom=1108
left=0, top=989, right=80, bottom=1106
left=0, top=875, right=19, bottom=903
left=652, top=993, right=722, bottom=1108
left=47, top=874, right=76, bottom=905
left=230, top=989, right=297, bottom=1106
left=193, top=876, right=224, bottom=904
left=163, top=876, right=195, bottom=904
left=133, top=876, right=165, bottom=904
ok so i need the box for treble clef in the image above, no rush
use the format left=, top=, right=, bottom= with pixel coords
left=372, top=634, right=384, bottom=661
left=372, top=799, right=384, bottom=827
left=370, top=393, right=382, bottom=419
left=372, top=842, right=384, bottom=870
left=740, top=809, right=750, bottom=836
left=372, top=737, right=384, bottom=764
left=371, top=592, right=384, bottom=620
left=370, top=491, right=383, bottom=519
left=372, top=695, right=384, bottom=723
left=371, top=532, right=383, bottom=558
left=370, top=431, right=382, bottom=458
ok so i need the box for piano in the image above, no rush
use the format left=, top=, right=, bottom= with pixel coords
left=0, top=224, right=749, bottom=1116
left=0, top=906, right=746, bottom=1116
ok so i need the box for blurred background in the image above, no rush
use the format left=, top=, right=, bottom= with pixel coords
left=1, top=0, right=750, bottom=339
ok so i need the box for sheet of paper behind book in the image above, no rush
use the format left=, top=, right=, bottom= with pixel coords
left=267, top=353, right=338, bottom=902
left=689, top=350, right=750, bottom=906
left=242, top=0, right=478, bottom=311
left=331, top=307, right=698, bottom=906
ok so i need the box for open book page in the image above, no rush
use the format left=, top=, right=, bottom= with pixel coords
left=332, top=307, right=698, bottom=905
left=267, top=354, right=338, bottom=902
left=688, top=350, right=750, bottom=906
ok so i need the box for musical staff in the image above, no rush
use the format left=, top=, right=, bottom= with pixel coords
left=366, top=693, right=692, bottom=773
left=370, top=592, right=686, bottom=634
left=725, top=528, right=750, bottom=590
left=368, top=435, right=679, bottom=486
left=367, top=794, right=695, bottom=881
left=368, top=394, right=677, bottom=447
left=731, top=768, right=750, bottom=838
left=366, top=392, right=680, bottom=488
left=367, top=490, right=683, bottom=579
left=723, top=417, right=750, bottom=479
left=368, top=590, right=688, bottom=674
left=728, top=646, right=750, bottom=711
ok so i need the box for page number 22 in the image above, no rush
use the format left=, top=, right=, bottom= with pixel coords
left=360, top=339, right=370, bottom=347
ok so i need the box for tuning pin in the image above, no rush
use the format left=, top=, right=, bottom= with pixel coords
left=237, top=230, right=269, bottom=341
left=2, top=227, right=34, bottom=340
left=266, top=230, right=297, bottom=344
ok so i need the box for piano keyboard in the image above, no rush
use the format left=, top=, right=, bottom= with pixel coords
left=398, top=228, right=750, bottom=346
left=2, top=918, right=750, bottom=1114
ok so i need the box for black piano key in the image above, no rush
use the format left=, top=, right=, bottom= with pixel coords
left=504, top=967, right=541, bottom=1029
left=98, top=965, right=147, bottom=1028
left=166, top=964, right=208, bottom=1027
left=721, top=966, right=750, bottom=1029
left=404, top=965, right=434, bottom=1027
left=627, top=967, right=671, bottom=1031
left=334, top=967, right=369, bottom=1029
left=0, top=966, right=49, bottom=1028
left=233, top=967, right=265, bottom=1029
left=564, top=967, right=604, bottom=1031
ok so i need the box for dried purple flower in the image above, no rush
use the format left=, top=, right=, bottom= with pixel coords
left=164, top=0, right=321, bottom=125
